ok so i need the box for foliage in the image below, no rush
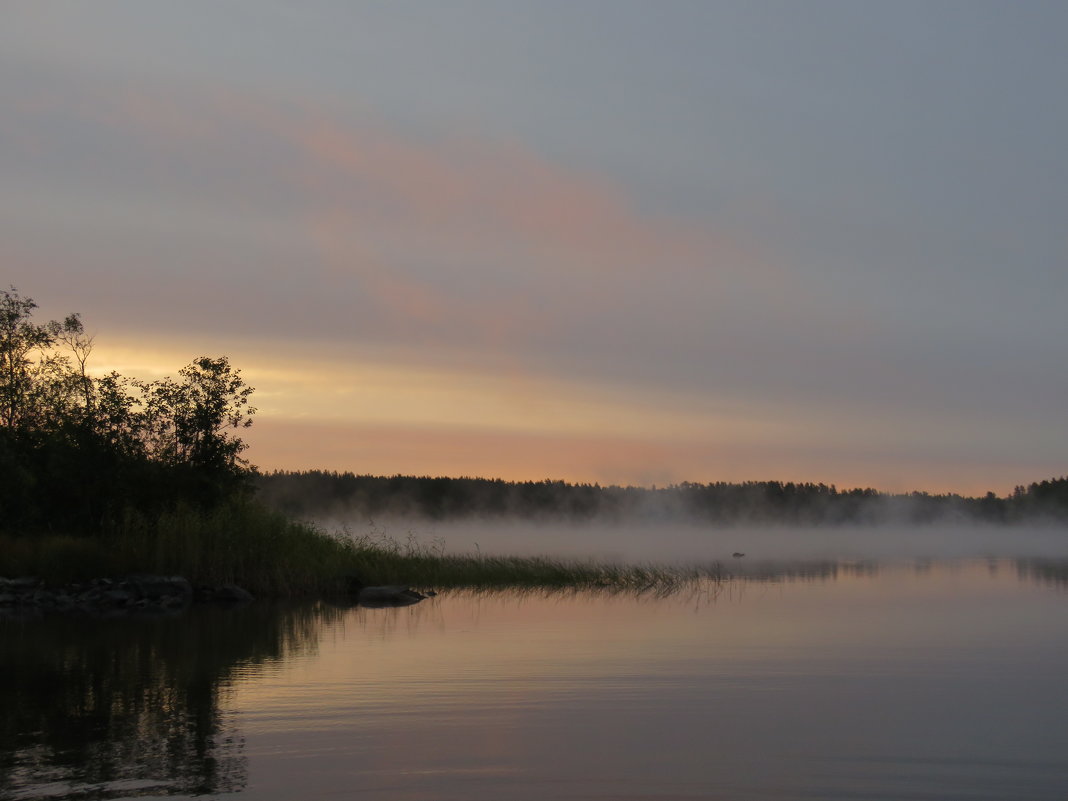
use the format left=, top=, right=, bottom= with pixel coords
left=1011, top=477, right=1068, bottom=519
left=0, top=287, right=255, bottom=535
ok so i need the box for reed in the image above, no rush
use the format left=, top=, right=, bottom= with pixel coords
left=337, top=524, right=723, bottom=594
left=0, top=500, right=723, bottom=597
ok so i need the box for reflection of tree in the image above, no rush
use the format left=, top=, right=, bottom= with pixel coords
left=0, top=603, right=340, bottom=800
left=719, top=559, right=880, bottom=583
left=1015, top=558, right=1068, bottom=589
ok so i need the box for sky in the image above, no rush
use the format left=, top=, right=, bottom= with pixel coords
left=3, top=1, right=1066, bottom=495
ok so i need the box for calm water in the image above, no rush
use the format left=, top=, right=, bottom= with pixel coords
left=4, top=557, right=1068, bottom=800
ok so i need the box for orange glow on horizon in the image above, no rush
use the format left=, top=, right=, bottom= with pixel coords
left=86, top=334, right=1046, bottom=498
left=243, top=417, right=1032, bottom=498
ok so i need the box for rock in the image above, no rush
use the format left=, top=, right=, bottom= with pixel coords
left=102, top=589, right=133, bottom=607
left=210, top=584, right=254, bottom=605
left=342, top=574, right=366, bottom=595
left=357, top=585, right=427, bottom=606
left=0, top=574, right=215, bottom=616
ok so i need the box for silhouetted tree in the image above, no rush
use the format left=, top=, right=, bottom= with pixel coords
left=0, top=288, right=256, bottom=535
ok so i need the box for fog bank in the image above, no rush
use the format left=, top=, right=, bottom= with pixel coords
left=323, top=517, right=1068, bottom=564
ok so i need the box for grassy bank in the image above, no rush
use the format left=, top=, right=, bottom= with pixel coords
left=0, top=500, right=721, bottom=597
left=0, top=501, right=352, bottom=596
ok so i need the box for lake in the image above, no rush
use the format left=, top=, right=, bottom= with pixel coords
left=4, top=543, right=1068, bottom=799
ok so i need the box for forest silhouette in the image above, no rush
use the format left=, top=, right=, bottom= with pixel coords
left=256, top=471, right=1068, bottom=525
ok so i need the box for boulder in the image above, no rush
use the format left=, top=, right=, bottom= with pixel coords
left=212, top=584, right=255, bottom=605
left=33, top=590, right=58, bottom=607
left=357, top=585, right=427, bottom=606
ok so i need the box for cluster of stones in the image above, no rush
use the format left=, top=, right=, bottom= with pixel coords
left=0, top=574, right=254, bottom=617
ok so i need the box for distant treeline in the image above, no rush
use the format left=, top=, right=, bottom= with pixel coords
left=255, top=471, right=1068, bottom=525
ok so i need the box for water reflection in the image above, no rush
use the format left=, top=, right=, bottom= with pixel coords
left=724, top=556, right=1068, bottom=588
left=232, top=558, right=1068, bottom=801
left=4, top=558, right=1068, bottom=801
left=0, top=603, right=341, bottom=800
left=1016, top=557, right=1068, bottom=588
left=720, top=558, right=879, bottom=582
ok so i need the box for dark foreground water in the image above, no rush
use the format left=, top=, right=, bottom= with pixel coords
left=3, top=558, right=1068, bottom=800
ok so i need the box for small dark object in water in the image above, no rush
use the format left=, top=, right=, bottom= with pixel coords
left=732, top=552, right=746, bottom=558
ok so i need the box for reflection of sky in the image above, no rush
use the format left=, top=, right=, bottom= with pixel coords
left=229, top=563, right=1068, bottom=799
left=320, top=520, right=1068, bottom=564
left=5, top=2, right=1068, bottom=493
left=235, top=564, right=1058, bottom=699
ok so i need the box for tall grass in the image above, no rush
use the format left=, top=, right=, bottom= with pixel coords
left=331, top=524, right=723, bottom=595
left=108, top=501, right=361, bottom=595
left=0, top=500, right=723, bottom=597
left=0, top=500, right=356, bottom=596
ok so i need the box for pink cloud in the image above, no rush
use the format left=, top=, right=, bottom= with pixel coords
left=293, top=114, right=739, bottom=278
left=11, top=76, right=818, bottom=393
left=17, top=76, right=792, bottom=314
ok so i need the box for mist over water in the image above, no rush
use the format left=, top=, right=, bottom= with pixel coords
left=323, top=516, right=1068, bottom=564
